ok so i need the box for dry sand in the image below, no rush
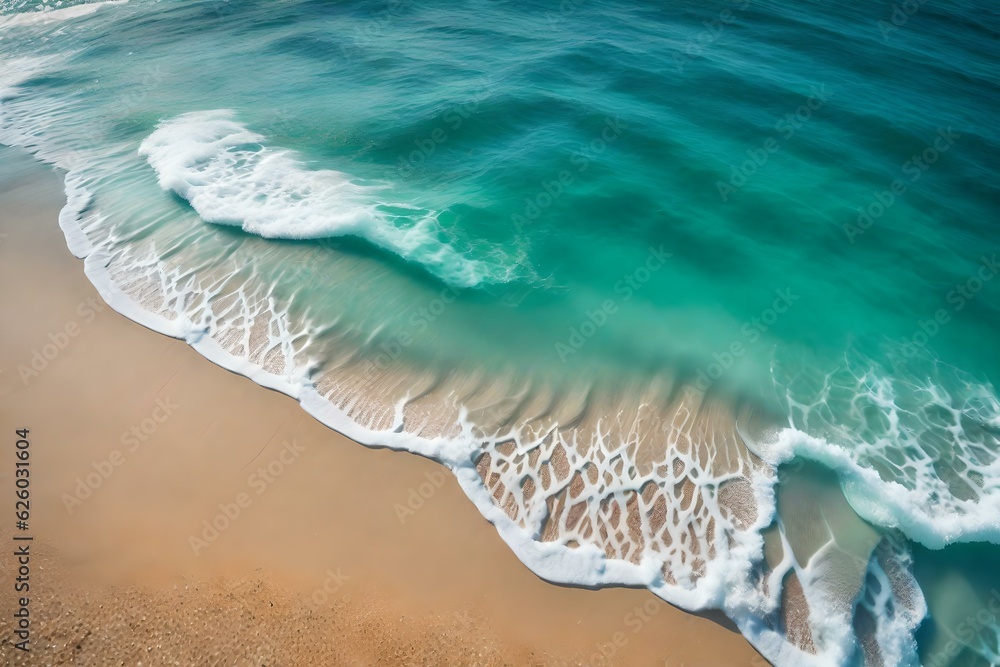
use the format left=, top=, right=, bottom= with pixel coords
left=0, top=149, right=765, bottom=666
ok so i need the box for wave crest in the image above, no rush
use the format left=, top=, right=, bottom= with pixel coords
left=139, top=109, right=526, bottom=289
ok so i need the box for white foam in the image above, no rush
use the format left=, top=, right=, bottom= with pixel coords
left=859, top=542, right=925, bottom=666
left=0, top=1, right=127, bottom=28
left=138, top=110, right=523, bottom=289
left=0, top=54, right=65, bottom=94
left=761, top=427, right=1000, bottom=549
left=761, top=355, right=1000, bottom=550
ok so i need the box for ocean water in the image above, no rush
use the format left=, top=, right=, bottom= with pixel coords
left=1, top=0, right=999, bottom=664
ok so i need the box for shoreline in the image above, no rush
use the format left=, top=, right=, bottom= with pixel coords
left=0, top=148, right=764, bottom=664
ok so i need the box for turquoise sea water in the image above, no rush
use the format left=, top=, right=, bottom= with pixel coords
left=1, top=1, right=999, bottom=664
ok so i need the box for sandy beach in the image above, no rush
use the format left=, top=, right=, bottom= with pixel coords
left=0, top=149, right=763, bottom=665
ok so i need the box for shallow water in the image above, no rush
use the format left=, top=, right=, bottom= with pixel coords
left=1, top=1, right=999, bottom=664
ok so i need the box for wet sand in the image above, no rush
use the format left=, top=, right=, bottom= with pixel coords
left=0, top=149, right=764, bottom=666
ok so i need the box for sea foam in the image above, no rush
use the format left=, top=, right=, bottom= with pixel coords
left=139, top=110, right=522, bottom=289
left=763, top=352, right=1000, bottom=550
left=0, top=1, right=127, bottom=29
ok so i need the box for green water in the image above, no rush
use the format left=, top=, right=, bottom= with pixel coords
left=2, top=1, right=999, bottom=664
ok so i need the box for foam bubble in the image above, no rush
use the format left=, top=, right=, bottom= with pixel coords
left=0, top=1, right=128, bottom=29
left=138, top=110, right=525, bottom=289
left=762, top=349, right=1000, bottom=549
